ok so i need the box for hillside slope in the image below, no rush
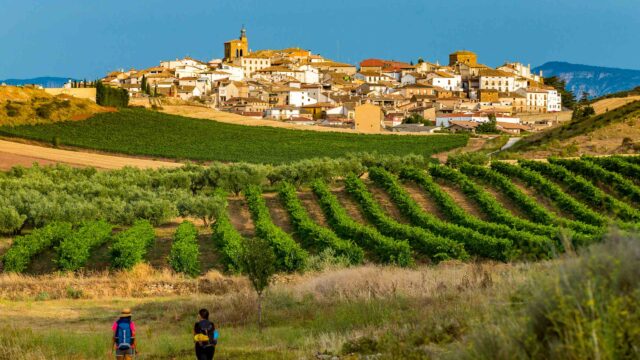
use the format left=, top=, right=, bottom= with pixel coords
left=534, top=61, right=640, bottom=98
left=506, top=100, right=640, bottom=158
left=0, top=86, right=109, bottom=126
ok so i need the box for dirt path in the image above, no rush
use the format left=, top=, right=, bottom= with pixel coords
left=332, top=188, right=368, bottom=225
left=264, top=193, right=295, bottom=235
left=226, top=198, right=255, bottom=237
left=365, top=182, right=410, bottom=224
left=0, top=140, right=182, bottom=170
left=402, top=181, right=447, bottom=220
left=436, top=181, right=489, bottom=221
left=298, top=192, right=329, bottom=227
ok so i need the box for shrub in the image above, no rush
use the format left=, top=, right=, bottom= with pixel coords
left=399, top=167, right=553, bottom=260
left=456, top=231, right=640, bottom=359
left=0, top=206, right=26, bottom=234
left=344, top=174, right=468, bottom=262
left=311, top=180, right=413, bottom=266
left=245, top=185, right=308, bottom=272
left=491, top=161, right=607, bottom=227
left=168, top=221, right=200, bottom=277
left=460, top=163, right=601, bottom=238
left=211, top=209, right=245, bottom=273
left=520, top=160, right=640, bottom=223
left=2, top=222, right=73, bottom=273
left=369, top=167, right=512, bottom=261
left=278, top=182, right=364, bottom=265
left=56, top=220, right=113, bottom=272
left=110, top=220, right=155, bottom=270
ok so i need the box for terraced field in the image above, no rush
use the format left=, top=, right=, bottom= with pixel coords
left=2, top=155, right=638, bottom=275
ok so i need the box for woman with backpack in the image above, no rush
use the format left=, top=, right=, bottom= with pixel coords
left=112, top=308, right=136, bottom=360
left=193, top=308, right=218, bottom=360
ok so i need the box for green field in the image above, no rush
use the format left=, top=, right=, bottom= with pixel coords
left=0, top=108, right=468, bottom=164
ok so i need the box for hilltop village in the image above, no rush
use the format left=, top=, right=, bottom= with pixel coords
left=100, top=27, right=562, bottom=133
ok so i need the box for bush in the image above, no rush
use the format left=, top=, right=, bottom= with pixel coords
left=211, top=209, right=245, bottom=273
left=0, top=206, right=26, bottom=234
left=168, top=221, right=200, bottom=277
left=2, top=222, right=73, bottom=273
left=278, top=182, right=364, bottom=265
left=491, top=161, right=607, bottom=227
left=110, top=220, right=155, bottom=270
left=245, top=185, right=308, bottom=272
left=311, top=180, right=413, bottom=266
left=399, top=167, right=553, bottom=260
left=520, top=160, right=640, bottom=223
left=56, top=220, right=113, bottom=272
left=429, top=164, right=557, bottom=254
left=456, top=231, right=640, bottom=360
left=369, top=167, right=512, bottom=261
left=344, top=174, right=468, bottom=262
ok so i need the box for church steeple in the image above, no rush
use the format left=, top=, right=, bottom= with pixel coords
left=240, top=25, right=247, bottom=40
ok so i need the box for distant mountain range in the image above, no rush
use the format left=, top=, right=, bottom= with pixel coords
left=0, top=77, right=73, bottom=88
left=534, top=61, right=640, bottom=98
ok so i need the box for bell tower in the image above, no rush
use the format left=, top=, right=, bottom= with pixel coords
left=224, top=26, right=249, bottom=62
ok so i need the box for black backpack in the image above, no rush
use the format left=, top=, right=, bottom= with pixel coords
left=196, top=320, right=217, bottom=348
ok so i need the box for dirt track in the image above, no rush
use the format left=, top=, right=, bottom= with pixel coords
left=0, top=140, right=182, bottom=170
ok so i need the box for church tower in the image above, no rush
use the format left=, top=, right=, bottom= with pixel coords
left=224, top=26, right=249, bottom=62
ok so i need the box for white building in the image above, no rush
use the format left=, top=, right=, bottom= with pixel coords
left=241, top=55, right=272, bottom=78
left=427, top=71, right=462, bottom=91
left=547, top=89, right=562, bottom=112
left=160, top=57, right=207, bottom=70
left=497, top=62, right=542, bottom=84
left=218, top=63, right=244, bottom=81
left=264, top=106, right=301, bottom=120
left=436, top=112, right=521, bottom=127
left=479, top=69, right=516, bottom=93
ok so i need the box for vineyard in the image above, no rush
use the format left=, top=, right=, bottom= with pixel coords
left=0, top=108, right=468, bottom=164
left=1, top=154, right=639, bottom=275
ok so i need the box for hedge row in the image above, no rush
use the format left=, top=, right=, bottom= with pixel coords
left=428, top=165, right=559, bottom=238
left=490, top=162, right=607, bottom=226
left=168, top=221, right=200, bottom=277
left=589, top=156, right=640, bottom=183
left=244, top=185, right=308, bottom=272
left=311, top=180, right=413, bottom=266
left=110, top=220, right=155, bottom=270
left=550, top=158, right=640, bottom=205
left=461, top=164, right=601, bottom=237
left=399, top=167, right=553, bottom=260
left=520, top=160, right=640, bottom=223
left=56, top=220, right=113, bottom=272
left=2, top=222, right=73, bottom=273
left=368, top=167, right=512, bottom=261
left=344, top=174, right=469, bottom=262
left=277, top=182, right=364, bottom=264
left=211, top=210, right=245, bottom=273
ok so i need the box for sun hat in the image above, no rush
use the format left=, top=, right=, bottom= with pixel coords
left=120, top=308, right=132, bottom=317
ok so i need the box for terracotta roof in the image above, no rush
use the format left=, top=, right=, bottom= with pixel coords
left=479, top=69, right=515, bottom=77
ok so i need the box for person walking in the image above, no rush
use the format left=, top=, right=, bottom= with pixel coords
left=112, top=308, right=137, bottom=360
left=193, top=308, right=217, bottom=360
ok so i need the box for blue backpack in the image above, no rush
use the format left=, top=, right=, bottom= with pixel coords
left=115, top=319, right=133, bottom=351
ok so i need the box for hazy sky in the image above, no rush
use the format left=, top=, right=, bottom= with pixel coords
left=1, top=0, right=639, bottom=79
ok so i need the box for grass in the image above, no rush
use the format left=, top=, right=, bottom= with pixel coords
left=507, top=100, right=640, bottom=154
left=0, top=108, right=468, bottom=164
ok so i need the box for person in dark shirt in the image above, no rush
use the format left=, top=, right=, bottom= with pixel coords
left=193, top=308, right=216, bottom=360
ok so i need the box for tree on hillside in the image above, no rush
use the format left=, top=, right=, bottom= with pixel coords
left=140, top=76, right=147, bottom=95
left=544, top=76, right=576, bottom=109
left=241, top=237, right=276, bottom=332
left=571, top=105, right=596, bottom=121
left=476, top=113, right=499, bottom=134
left=403, top=113, right=433, bottom=126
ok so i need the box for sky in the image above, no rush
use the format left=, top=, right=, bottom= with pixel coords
left=1, top=0, right=639, bottom=79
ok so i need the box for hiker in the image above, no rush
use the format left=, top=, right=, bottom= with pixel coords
left=112, top=308, right=137, bottom=359
left=194, top=308, right=218, bottom=360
